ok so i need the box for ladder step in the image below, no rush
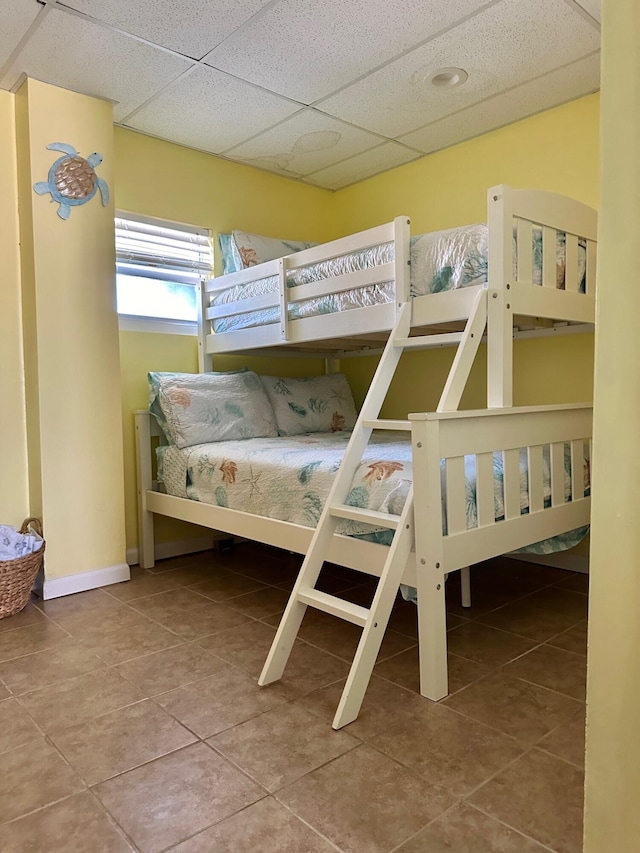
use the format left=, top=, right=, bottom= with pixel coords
left=362, top=419, right=411, bottom=431
left=395, top=332, right=463, bottom=350
left=330, top=504, right=400, bottom=530
left=297, top=588, right=369, bottom=627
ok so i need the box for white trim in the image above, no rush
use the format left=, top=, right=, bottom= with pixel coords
left=118, top=315, right=197, bottom=335
left=126, top=534, right=220, bottom=567
left=40, top=563, right=131, bottom=600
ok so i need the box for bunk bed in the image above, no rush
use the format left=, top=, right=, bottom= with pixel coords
left=135, top=185, right=596, bottom=729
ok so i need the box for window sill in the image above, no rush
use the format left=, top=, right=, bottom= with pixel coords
left=118, top=315, right=197, bottom=336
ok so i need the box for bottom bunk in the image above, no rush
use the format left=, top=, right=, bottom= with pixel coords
left=136, top=402, right=591, bottom=725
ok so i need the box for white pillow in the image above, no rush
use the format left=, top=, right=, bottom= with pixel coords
left=260, top=373, right=357, bottom=436
left=149, top=371, right=277, bottom=449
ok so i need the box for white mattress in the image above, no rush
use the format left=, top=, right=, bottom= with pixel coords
left=212, top=225, right=488, bottom=333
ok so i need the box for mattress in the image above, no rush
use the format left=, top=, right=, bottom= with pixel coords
left=157, top=431, right=588, bottom=547
left=212, top=225, right=488, bottom=334
left=211, top=224, right=585, bottom=334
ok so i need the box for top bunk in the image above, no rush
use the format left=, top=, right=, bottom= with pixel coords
left=201, top=185, right=597, bottom=359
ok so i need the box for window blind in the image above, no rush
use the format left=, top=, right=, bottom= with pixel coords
left=115, top=213, right=213, bottom=285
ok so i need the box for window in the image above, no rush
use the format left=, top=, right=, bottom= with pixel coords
left=115, top=212, right=213, bottom=333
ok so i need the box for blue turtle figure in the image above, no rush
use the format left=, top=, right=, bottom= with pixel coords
left=33, top=142, right=109, bottom=220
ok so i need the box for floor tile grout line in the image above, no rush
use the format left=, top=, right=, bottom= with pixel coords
left=272, top=796, right=348, bottom=853
left=534, top=743, right=585, bottom=772
left=467, top=799, right=564, bottom=853
left=85, top=785, right=144, bottom=853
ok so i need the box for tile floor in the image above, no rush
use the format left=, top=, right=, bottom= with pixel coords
left=0, top=543, right=588, bottom=852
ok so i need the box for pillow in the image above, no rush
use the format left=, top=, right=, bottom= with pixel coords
left=148, top=369, right=247, bottom=440
left=410, top=225, right=489, bottom=295
left=218, top=234, right=242, bottom=275
left=260, top=373, right=357, bottom=436
left=148, top=370, right=277, bottom=448
left=231, top=230, right=318, bottom=269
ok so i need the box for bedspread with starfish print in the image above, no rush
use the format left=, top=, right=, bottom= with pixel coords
left=157, top=431, right=589, bottom=548
left=158, top=431, right=412, bottom=536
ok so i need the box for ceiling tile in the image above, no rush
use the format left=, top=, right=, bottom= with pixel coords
left=399, top=52, right=600, bottom=154
left=572, top=0, right=600, bottom=23
left=62, top=0, right=275, bottom=60
left=225, top=110, right=385, bottom=176
left=319, top=0, right=600, bottom=138
left=308, top=143, right=421, bottom=190
left=204, top=0, right=494, bottom=104
left=1, top=8, right=192, bottom=121
left=126, top=65, right=300, bottom=154
left=0, top=0, right=42, bottom=70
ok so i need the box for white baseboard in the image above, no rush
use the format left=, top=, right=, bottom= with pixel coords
left=40, top=562, right=131, bottom=600
left=126, top=535, right=223, bottom=567
left=507, top=552, right=589, bottom=574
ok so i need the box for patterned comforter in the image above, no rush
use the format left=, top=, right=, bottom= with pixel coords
left=157, top=432, right=588, bottom=552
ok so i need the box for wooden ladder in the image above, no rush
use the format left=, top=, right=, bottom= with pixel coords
left=258, top=292, right=486, bottom=729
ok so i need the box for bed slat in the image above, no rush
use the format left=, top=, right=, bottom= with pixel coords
left=570, top=439, right=584, bottom=501
left=207, top=290, right=278, bottom=320
left=476, top=452, right=495, bottom=527
left=542, top=226, right=557, bottom=288
left=565, top=234, right=579, bottom=293
left=503, top=448, right=521, bottom=520
left=445, top=456, right=467, bottom=535
left=288, top=262, right=395, bottom=304
left=550, top=441, right=565, bottom=507
left=527, top=445, right=545, bottom=513
left=516, top=219, right=533, bottom=283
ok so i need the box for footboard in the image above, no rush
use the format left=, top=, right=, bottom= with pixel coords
left=410, top=404, right=592, bottom=574
left=409, top=403, right=591, bottom=701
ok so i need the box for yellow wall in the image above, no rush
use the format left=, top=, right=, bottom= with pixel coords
left=0, top=91, right=29, bottom=526
left=115, top=128, right=336, bottom=551
left=15, top=79, right=126, bottom=582
left=583, top=1, right=640, bottom=848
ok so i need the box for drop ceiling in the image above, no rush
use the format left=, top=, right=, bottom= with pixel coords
left=0, top=0, right=600, bottom=190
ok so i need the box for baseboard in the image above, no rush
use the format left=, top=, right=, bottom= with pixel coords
left=507, top=552, right=589, bottom=574
left=126, top=535, right=222, bottom=567
left=40, top=562, right=131, bottom=600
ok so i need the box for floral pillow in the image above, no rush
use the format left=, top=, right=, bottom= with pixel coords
left=230, top=230, right=318, bottom=270
left=148, top=370, right=277, bottom=448
left=260, top=373, right=357, bottom=436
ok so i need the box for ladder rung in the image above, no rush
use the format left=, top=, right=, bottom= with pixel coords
left=330, top=504, right=400, bottom=530
left=297, top=588, right=369, bottom=626
left=362, top=419, right=411, bottom=431
left=395, top=332, right=463, bottom=350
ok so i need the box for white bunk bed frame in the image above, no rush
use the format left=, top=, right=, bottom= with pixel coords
left=136, top=185, right=596, bottom=729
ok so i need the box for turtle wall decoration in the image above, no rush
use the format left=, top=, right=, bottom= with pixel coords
left=33, top=142, right=109, bottom=220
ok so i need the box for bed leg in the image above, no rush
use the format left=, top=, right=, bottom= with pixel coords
left=416, top=569, right=448, bottom=701
left=460, top=566, right=471, bottom=608
left=139, top=510, right=155, bottom=570
left=135, top=411, right=156, bottom=569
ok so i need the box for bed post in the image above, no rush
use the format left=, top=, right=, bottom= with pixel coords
left=487, top=185, right=513, bottom=407
left=411, top=414, right=448, bottom=701
left=393, top=215, right=411, bottom=310
left=135, top=411, right=155, bottom=568
left=198, top=280, right=213, bottom=373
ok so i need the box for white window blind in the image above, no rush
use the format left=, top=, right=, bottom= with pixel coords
left=115, top=212, right=213, bottom=328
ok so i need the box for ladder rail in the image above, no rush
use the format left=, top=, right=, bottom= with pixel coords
left=332, top=488, right=415, bottom=729
left=259, top=302, right=412, bottom=687
left=259, top=282, right=489, bottom=726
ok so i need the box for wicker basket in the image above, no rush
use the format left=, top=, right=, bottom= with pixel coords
left=0, top=518, right=45, bottom=620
